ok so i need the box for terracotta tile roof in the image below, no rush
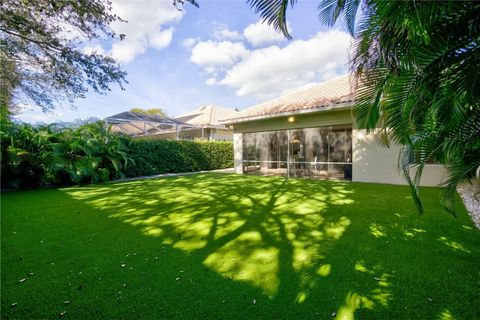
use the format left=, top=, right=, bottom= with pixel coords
left=221, top=74, right=355, bottom=124
left=175, top=105, right=238, bottom=127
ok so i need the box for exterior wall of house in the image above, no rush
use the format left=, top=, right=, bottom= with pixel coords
left=232, top=108, right=447, bottom=187
left=233, top=133, right=243, bottom=174
left=352, top=129, right=447, bottom=186
left=210, top=128, right=234, bottom=141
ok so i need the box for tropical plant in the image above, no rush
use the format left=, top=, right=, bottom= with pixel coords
left=242, top=0, right=480, bottom=214
left=51, top=122, right=133, bottom=184
left=1, top=122, right=57, bottom=188
left=1, top=121, right=133, bottom=188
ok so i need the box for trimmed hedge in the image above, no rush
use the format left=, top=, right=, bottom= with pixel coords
left=125, top=139, right=233, bottom=177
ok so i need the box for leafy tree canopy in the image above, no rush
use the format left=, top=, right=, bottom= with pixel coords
left=129, top=108, right=167, bottom=117
left=0, top=0, right=127, bottom=116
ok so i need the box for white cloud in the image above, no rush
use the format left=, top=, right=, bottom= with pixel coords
left=181, top=37, right=199, bottom=49
left=219, top=30, right=352, bottom=99
left=243, top=21, right=289, bottom=47
left=110, top=38, right=145, bottom=63
left=150, top=28, right=174, bottom=49
left=108, top=0, right=182, bottom=63
left=205, top=77, right=217, bottom=86
left=190, top=41, right=248, bottom=73
left=212, top=22, right=242, bottom=41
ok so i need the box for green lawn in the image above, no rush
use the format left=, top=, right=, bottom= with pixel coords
left=1, top=174, right=479, bottom=319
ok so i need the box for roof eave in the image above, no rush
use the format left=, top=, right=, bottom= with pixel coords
left=220, top=101, right=354, bottom=125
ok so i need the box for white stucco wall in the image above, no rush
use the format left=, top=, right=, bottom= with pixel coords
left=352, top=129, right=447, bottom=186
left=211, top=129, right=234, bottom=141
left=233, top=132, right=243, bottom=174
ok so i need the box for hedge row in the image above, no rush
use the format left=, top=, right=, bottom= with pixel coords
left=125, top=139, right=233, bottom=177
left=1, top=121, right=234, bottom=190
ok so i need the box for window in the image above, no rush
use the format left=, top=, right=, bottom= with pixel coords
left=408, top=148, right=441, bottom=165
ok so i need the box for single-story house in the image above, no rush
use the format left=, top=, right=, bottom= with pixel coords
left=173, top=105, right=237, bottom=141
left=220, top=75, right=446, bottom=186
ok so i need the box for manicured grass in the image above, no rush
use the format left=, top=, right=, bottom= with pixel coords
left=1, top=174, right=479, bottom=319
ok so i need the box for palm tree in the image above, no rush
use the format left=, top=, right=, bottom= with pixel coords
left=246, top=0, right=480, bottom=214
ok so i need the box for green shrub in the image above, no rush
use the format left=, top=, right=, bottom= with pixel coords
left=1, top=121, right=132, bottom=189
left=1, top=123, right=56, bottom=188
left=125, top=139, right=233, bottom=177
left=51, top=122, right=133, bottom=184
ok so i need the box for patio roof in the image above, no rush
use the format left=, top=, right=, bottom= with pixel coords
left=220, top=74, right=355, bottom=124
left=105, top=111, right=198, bottom=137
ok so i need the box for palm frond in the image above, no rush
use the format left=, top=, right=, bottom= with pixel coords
left=399, top=146, right=424, bottom=213
left=318, top=0, right=361, bottom=35
left=247, top=0, right=296, bottom=39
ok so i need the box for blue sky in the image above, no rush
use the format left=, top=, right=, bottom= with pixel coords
left=16, top=0, right=351, bottom=123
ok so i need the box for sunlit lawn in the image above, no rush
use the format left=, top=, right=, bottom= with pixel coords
left=2, top=173, right=479, bottom=319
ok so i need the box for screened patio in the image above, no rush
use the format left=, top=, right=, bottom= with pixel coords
left=104, top=111, right=198, bottom=138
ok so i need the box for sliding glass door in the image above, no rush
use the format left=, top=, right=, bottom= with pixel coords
left=242, top=131, right=288, bottom=176
left=242, top=126, right=352, bottom=180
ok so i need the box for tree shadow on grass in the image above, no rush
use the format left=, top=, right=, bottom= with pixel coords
left=2, top=173, right=480, bottom=319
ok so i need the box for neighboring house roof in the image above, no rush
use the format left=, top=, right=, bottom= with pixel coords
left=175, top=105, right=238, bottom=128
left=221, top=74, right=355, bottom=124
